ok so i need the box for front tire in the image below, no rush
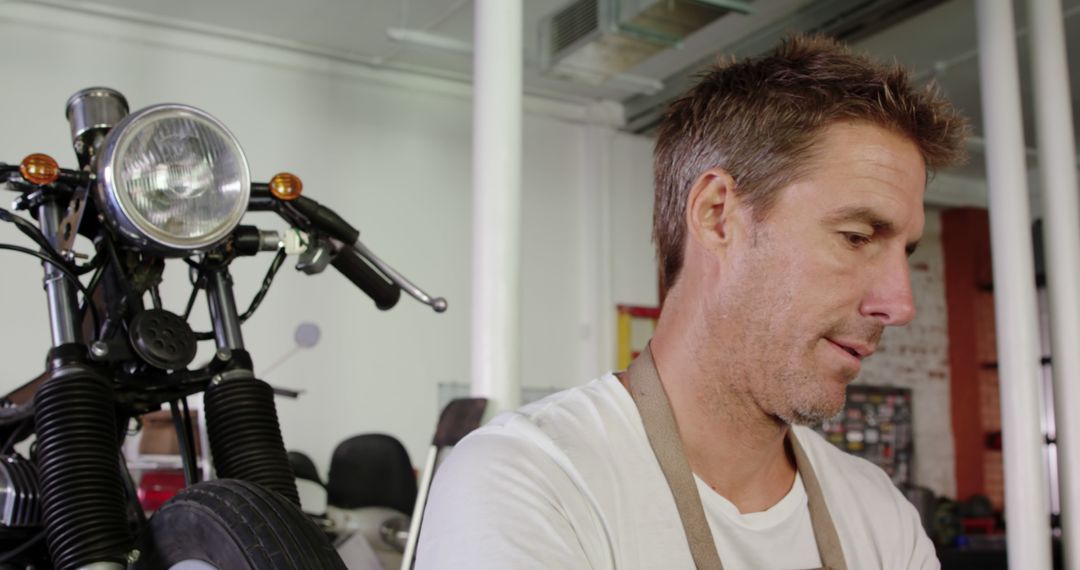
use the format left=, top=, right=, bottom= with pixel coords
left=135, top=479, right=345, bottom=569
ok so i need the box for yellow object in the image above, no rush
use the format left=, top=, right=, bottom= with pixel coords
left=616, top=304, right=661, bottom=369
left=20, top=153, right=60, bottom=185
left=269, top=172, right=303, bottom=201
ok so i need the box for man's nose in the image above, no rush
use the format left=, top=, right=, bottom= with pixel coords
left=860, top=254, right=917, bottom=326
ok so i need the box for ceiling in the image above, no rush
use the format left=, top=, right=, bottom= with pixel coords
left=22, top=0, right=1080, bottom=180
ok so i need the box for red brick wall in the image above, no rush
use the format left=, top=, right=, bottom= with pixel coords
left=940, top=208, right=1002, bottom=504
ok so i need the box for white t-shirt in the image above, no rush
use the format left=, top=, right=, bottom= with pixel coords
left=417, top=374, right=939, bottom=569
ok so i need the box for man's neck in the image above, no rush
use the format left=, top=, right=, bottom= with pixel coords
left=641, top=301, right=798, bottom=514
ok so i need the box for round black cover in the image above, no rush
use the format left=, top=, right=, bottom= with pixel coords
left=128, top=309, right=197, bottom=370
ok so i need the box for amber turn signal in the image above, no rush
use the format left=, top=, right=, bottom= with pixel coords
left=20, top=153, right=60, bottom=185
left=269, top=172, right=303, bottom=201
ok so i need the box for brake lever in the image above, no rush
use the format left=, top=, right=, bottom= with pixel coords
left=250, top=182, right=447, bottom=312
left=348, top=238, right=447, bottom=313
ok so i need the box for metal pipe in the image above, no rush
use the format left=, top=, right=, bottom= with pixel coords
left=400, top=445, right=438, bottom=570
left=1028, top=0, right=1080, bottom=566
left=470, top=0, right=523, bottom=411
left=205, top=268, right=245, bottom=351
left=37, top=201, right=80, bottom=346
left=976, top=1, right=1053, bottom=568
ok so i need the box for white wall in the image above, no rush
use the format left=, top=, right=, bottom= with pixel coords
left=610, top=133, right=660, bottom=308
left=0, top=3, right=638, bottom=477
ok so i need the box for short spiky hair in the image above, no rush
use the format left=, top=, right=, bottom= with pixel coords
left=652, top=34, right=968, bottom=290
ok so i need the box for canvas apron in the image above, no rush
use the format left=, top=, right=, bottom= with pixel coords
left=624, top=344, right=848, bottom=570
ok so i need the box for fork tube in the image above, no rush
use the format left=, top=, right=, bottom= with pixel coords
left=205, top=266, right=245, bottom=351
left=38, top=200, right=80, bottom=346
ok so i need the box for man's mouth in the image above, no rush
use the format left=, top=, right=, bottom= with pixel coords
left=826, top=338, right=874, bottom=361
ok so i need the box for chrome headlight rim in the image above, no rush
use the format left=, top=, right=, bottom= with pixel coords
left=97, top=103, right=251, bottom=253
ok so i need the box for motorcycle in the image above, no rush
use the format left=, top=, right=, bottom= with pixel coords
left=0, top=87, right=446, bottom=568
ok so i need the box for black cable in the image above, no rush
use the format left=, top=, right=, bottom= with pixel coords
left=0, top=208, right=62, bottom=259
left=0, top=420, right=30, bottom=455
left=149, top=286, right=162, bottom=310
left=169, top=400, right=197, bottom=486
left=82, top=258, right=106, bottom=299
left=190, top=248, right=287, bottom=341
left=79, top=258, right=107, bottom=338
left=101, top=231, right=136, bottom=302
left=118, top=450, right=148, bottom=533
left=97, top=230, right=139, bottom=340
left=240, top=247, right=287, bottom=322
left=182, top=284, right=200, bottom=322
left=182, top=264, right=203, bottom=321
left=0, top=243, right=100, bottom=332
left=179, top=397, right=199, bottom=484
left=0, top=207, right=97, bottom=274
left=0, top=530, right=45, bottom=563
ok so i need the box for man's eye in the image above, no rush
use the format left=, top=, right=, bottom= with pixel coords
left=843, top=232, right=871, bottom=247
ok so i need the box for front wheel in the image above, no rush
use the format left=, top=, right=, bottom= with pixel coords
left=135, top=479, right=345, bottom=569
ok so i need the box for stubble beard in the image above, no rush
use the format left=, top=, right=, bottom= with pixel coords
left=707, top=221, right=870, bottom=427
left=771, top=365, right=855, bottom=426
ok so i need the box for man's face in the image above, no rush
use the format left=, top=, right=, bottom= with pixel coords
left=712, top=121, right=926, bottom=425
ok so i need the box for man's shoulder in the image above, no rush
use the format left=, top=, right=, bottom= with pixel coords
left=440, top=373, right=656, bottom=504
left=463, top=374, right=639, bottom=452
left=418, top=376, right=635, bottom=569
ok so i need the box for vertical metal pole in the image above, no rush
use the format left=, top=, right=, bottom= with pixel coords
left=470, top=0, right=523, bottom=411
left=1028, top=0, right=1080, bottom=566
left=38, top=200, right=80, bottom=346
left=583, top=120, right=616, bottom=378
left=205, top=268, right=246, bottom=351
left=976, top=1, right=1053, bottom=568
left=401, top=446, right=438, bottom=570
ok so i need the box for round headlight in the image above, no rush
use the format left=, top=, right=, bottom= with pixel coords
left=96, top=104, right=250, bottom=254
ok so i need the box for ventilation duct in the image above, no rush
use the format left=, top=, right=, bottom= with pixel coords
left=540, top=0, right=752, bottom=84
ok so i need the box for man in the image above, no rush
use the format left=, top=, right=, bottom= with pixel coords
left=417, top=35, right=967, bottom=569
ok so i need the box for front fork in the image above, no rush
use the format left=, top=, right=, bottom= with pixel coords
left=38, top=198, right=80, bottom=347
left=34, top=197, right=131, bottom=569
left=202, top=264, right=301, bottom=506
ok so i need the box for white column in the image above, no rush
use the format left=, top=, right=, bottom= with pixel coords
left=1029, top=1, right=1080, bottom=567
left=470, top=0, right=523, bottom=411
left=582, top=117, right=617, bottom=378
left=976, top=1, right=1053, bottom=568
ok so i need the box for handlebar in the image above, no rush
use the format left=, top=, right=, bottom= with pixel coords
left=289, top=196, right=359, bottom=245
left=0, top=163, right=89, bottom=187
left=248, top=182, right=446, bottom=313
left=330, top=244, right=401, bottom=310
left=350, top=239, right=447, bottom=313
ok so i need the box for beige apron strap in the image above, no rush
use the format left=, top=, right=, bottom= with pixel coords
left=789, top=432, right=847, bottom=570
left=626, top=345, right=724, bottom=570
left=624, top=343, right=848, bottom=570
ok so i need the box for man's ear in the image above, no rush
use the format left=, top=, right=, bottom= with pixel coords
left=685, top=168, right=741, bottom=252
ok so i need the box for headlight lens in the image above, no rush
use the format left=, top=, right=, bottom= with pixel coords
left=97, top=104, right=250, bottom=253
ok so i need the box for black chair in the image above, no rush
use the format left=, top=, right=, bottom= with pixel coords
left=288, top=450, right=323, bottom=487
left=326, top=433, right=417, bottom=515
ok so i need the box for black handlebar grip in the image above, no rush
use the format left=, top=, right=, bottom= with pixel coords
left=292, top=196, right=361, bottom=245
left=331, top=246, right=401, bottom=311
